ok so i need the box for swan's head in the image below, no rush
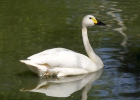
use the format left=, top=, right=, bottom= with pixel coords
left=82, top=15, right=106, bottom=27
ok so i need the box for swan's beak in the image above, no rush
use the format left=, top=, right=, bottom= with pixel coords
left=93, top=18, right=106, bottom=26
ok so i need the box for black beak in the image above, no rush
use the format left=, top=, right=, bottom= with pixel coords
left=96, top=19, right=106, bottom=26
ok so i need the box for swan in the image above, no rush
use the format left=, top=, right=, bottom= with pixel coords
left=20, top=15, right=106, bottom=77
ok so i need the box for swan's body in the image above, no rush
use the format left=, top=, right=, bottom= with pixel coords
left=20, top=15, right=106, bottom=77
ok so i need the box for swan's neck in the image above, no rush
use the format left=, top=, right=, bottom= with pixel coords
left=82, top=27, right=103, bottom=67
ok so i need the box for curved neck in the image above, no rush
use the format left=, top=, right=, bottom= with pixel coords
left=82, top=82, right=92, bottom=100
left=82, top=26, right=103, bottom=67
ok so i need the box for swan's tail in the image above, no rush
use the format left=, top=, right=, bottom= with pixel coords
left=20, top=60, right=48, bottom=76
left=20, top=60, right=29, bottom=64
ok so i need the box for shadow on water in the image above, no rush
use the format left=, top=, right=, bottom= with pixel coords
left=20, top=69, right=103, bottom=100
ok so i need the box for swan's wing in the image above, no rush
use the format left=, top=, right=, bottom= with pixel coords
left=23, top=48, right=94, bottom=69
left=27, top=48, right=69, bottom=60
left=26, top=48, right=80, bottom=67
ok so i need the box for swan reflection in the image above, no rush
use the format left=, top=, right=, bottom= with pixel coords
left=21, top=69, right=103, bottom=100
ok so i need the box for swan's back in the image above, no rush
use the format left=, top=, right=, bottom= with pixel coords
left=28, top=48, right=70, bottom=60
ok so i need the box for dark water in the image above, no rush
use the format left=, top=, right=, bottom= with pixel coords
left=0, top=0, right=140, bottom=100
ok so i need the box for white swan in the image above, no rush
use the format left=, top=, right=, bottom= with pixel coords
left=20, top=15, right=106, bottom=77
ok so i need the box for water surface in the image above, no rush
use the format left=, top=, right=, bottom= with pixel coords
left=0, top=0, right=140, bottom=100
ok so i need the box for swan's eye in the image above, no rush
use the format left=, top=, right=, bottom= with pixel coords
left=89, top=17, right=92, bottom=19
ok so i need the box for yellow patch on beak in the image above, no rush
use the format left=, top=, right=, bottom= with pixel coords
left=92, top=18, right=98, bottom=24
